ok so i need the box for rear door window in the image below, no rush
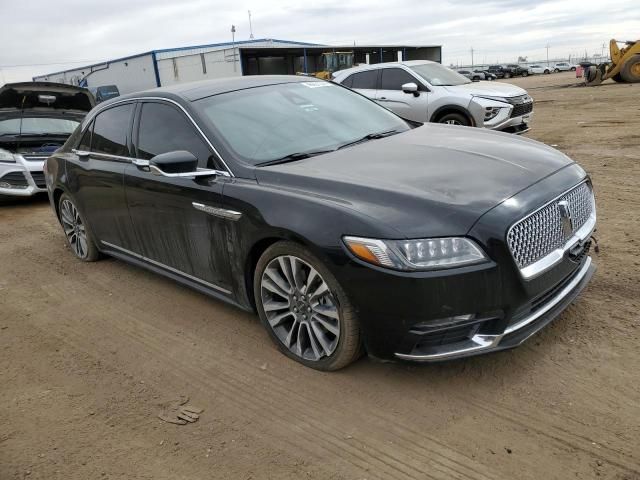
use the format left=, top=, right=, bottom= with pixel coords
left=380, top=68, right=419, bottom=90
left=91, top=104, right=133, bottom=157
left=136, top=102, right=215, bottom=169
left=350, top=70, right=378, bottom=90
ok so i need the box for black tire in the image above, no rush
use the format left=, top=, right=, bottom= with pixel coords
left=472, top=76, right=480, bottom=81
left=504, top=72, right=511, bottom=79
left=437, top=112, right=471, bottom=127
left=554, top=68, right=560, bottom=73
left=544, top=69, right=550, bottom=74
left=58, top=193, right=100, bottom=261
left=254, top=241, right=362, bottom=371
left=522, top=71, right=528, bottom=77
left=620, top=54, right=640, bottom=83
left=570, top=67, right=576, bottom=71
left=612, top=73, right=624, bottom=83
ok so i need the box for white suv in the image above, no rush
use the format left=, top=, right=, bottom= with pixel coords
left=553, top=62, right=577, bottom=72
left=333, top=60, right=533, bottom=134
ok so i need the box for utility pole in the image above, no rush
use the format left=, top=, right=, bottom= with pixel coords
left=546, top=44, right=550, bottom=66
left=601, top=42, right=605, bottom=59
left=470, top=47, right=474, bottom=68
left=248, top=10, right=254, bottom=39
left=231, top=25, right=237, bottom=72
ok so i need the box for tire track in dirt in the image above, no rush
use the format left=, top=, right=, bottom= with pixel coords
left=41, top=259, right=640, bottom=475
left=29, top=280, right=491, bottom=480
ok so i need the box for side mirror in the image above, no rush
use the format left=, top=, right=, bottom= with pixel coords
left=401, top=82, right=418, bottom=94
left=149, top=150, right=198, bottom=174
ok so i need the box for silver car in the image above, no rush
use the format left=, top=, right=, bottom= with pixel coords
left=333, top=60, right=533, bottom=134
left=457, top=69, right=485, bottom=81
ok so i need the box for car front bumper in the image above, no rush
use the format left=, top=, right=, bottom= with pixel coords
left=394, top=256, right=594, bottom=361
left=0, top=156, right=47, bottom=197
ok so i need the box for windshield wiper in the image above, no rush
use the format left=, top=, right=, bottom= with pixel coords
left=256, top=149, right=335, bottom=167
left=337, top=129, right=400, bottom=150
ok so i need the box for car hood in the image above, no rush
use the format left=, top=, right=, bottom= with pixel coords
left=443, top=81, right=527, bottom=98
left=255, top=124, right=574, bottom=238
left=0, top=82, right=95, bottom=112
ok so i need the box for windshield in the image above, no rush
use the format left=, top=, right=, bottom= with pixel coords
left=0, top=117, right=79, bottom=135
left=195, top=81, right=409, bottom=165
left=409, top=63, right=471, bottom=86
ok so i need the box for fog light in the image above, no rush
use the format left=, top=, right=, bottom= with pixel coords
left=410, top=314, right=476, bottom=334
left=484, top=107, right=502, bottom=121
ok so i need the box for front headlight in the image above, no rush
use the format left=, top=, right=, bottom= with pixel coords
left=0, top=148, right=17, bottom=163
left=343, top=236, right=488, bottom=271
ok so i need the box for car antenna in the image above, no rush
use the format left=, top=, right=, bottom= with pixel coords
left=16, top=94, right=26, bottom=152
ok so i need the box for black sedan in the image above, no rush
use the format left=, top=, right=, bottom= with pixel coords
left=44, top=76, right=596, bottom=370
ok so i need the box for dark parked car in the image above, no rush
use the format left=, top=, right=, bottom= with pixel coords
left=45, top=76, right=596, bottom=370
left=506, top=64, right=530, bottom=77
left=487, top=64, right=528, bottom=78
left=89, top=85, right=120, bottom=103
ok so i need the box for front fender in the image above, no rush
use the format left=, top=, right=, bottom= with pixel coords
left=220, top=177, right=401, bottom=308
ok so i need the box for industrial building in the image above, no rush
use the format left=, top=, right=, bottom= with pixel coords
left=33, top=38, right=442, bottom=95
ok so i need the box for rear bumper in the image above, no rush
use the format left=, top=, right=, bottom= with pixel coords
left=394, top=256, right=594, bottom=362
left=0, top=157, right=46, bottom=197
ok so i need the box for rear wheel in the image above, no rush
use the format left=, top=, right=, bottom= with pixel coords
left=522, top=71, right=528, bottom=77
left=570, top=67, right=576, bottom=71
left=504, top=72, right=511, bottom=79
left=58, top=193, right=100, bottom=261
left=254, top=241, right=362, bottom=371
left=554, top=68, right=560, bottom=73
left=620, top=55, right=640, bottom=83
left=544, top=69, right=550, bottom=74
left=438, top=112, right=471, bottom=127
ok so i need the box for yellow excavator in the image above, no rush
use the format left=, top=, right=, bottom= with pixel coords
left=584, top=38, right=640, bottom=85
left=298, top=52, right=354, bottom=80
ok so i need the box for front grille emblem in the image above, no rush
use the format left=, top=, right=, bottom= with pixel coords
left=558, top=200, right=573, bottom=238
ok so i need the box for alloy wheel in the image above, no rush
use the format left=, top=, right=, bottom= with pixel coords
left=60, top=199, right=89, bottom=259
left=260, top=255, right=340, bottom=361
left=444, top=119, right=462, bottom=125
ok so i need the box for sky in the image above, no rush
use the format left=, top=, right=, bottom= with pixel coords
left=1, top=0, right=638, bottom=83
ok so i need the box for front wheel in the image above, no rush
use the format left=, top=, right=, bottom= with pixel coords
left=504, top=72, right=511, bottom=79
left=620, top=54, right=640, bottom=83
left=438, top=112, right=471, bottom=127
left=58, top=193, right=100, bottom=261
left=554, top=68, right=560, bottom=73
left=522, top=71, right=528, bottom=77
left=254, top=241, right=362, bottom=371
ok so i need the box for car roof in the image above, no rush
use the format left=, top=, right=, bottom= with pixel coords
left=111, top=75, right=322, bottom=104
left=333, top=60, right=436, bottom=79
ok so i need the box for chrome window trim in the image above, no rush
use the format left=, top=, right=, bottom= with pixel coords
left=506, top=179, right=596, bottom=280
left=395, top=256, right=593, bottom=361
left=72, top=149, right=134, bottom=163
left=101, top=241, right=232, bottom=295
left=70, top=150, right=230, bottom=178
left=78, top=96, right=235, bottom=177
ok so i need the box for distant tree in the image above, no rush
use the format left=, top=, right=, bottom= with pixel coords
left=517, top=56, right=528, bottom=63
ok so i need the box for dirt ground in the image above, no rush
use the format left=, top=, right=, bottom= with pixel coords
left=1, top=71, right=639, bottom=480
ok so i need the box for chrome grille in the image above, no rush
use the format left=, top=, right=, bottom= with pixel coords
left=507, top=182, right=595, bottom=268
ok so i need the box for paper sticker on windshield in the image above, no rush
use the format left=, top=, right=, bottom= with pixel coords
left=301, top=82, right=332, bottom=88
